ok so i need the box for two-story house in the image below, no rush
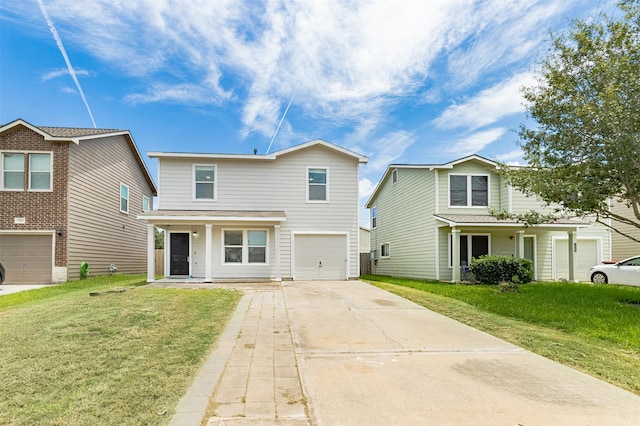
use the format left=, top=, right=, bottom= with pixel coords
left=0, top=119, right=157, bottom=284
left=138, top=140, right=367, bottom=282
left=609, top=202, right=640, bottom=261
left=365, top=155, right=611, bottom=282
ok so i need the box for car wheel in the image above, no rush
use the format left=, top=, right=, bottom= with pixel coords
left=591, top=272, right=608, bottom=284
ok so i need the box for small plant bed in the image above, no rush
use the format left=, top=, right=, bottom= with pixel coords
left=360, top=274, right=640, bottom=396
left=0, top=274, right=241, bottom=425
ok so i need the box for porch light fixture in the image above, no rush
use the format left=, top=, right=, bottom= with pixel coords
left=56, top=227, right=63, bottom=236
left=192, top=231, right=199, bottom=238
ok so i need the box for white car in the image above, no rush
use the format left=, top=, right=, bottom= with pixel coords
left=590, top=256, right=640, bottom=286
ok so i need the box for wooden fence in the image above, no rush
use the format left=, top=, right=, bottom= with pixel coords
left=155, top=249, right=164, bottom=276
left=359, top=253, right=371, bottom=276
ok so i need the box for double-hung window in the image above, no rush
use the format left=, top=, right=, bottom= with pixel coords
left=371, top=206, right=378, bottom=229
left=223, top=229, right=268, bottom=264
left=2, top=152, right=25, bottom=190
left=142, top=195, right=150, bottom=212
left=194, top=165, right=216, bottom=200
left=381, top=242, right=390, bottom=258
left=120, top=183, right=129, bottom=214
left=449, top=174, right=488, bottom=207
left=307, top=167, right=328, bottom=201
left=28, top=153, right=52, bottom=190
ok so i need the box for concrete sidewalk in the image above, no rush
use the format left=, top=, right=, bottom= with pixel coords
left=173, top=280, right=640, bottom=425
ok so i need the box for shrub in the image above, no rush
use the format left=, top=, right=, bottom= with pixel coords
left=470, top=255, right=533, bottom=285
left=80, top=261, right=90, bottom=280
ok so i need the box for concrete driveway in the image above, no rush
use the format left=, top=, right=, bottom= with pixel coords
left=0, top=285, right=49, bottom=296
left=182, top=280, right=640, bottom=425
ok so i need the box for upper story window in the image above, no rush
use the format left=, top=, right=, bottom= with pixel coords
left=307, top=167, right=328, bottom=202
left=223, top=229, right=268, bottom=264
left=120, top=183, right=129, bottom=214
left=392, top=169, right=398, bottom=184
left=2, top=152, right=25, bottom=190
left=142, top=195, right=150, bottom=212
left=194, top=164, right=216, bottom=200
left=29, top=153, right=52, bottom=191
left=449, top=174, right=489, bottom=207
left=372, top=206, right=378, bottom=229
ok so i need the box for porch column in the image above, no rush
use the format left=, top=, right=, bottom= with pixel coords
left=515, top=230, right=525, bottom=258
left=274, top=225, right=281, bottom=282
left=147, top=224, right=155, bottom=282
left=451, top=228, right=460, bottom=282
left=568, top=230, right=577, bottom=282
left=205, top=224, right=212, bottom=282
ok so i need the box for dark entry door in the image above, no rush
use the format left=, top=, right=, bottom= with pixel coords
left=170, top=233, right=190, bottom=275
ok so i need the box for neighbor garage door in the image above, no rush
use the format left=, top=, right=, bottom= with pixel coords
left=554, top=239, right=598, bottom=282
left=294, top=234, right=347, bottom=280
left=0, top=235, right=52, bottom=284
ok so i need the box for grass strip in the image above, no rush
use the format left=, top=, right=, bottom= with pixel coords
left=0, top=276, right=241, bottom=425
left=363, top=277, right=640, bottom=396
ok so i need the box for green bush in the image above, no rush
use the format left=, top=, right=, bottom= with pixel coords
left=470, top=255, right=533, bottom=285
left=79, top=261, right=90, bottom=280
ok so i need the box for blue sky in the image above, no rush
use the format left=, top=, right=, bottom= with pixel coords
left=1, top=0, right=612, bottom=225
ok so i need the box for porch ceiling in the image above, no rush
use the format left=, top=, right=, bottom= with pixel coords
left=433, top=214, right=589, bottom=229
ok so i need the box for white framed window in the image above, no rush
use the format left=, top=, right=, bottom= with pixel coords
left=392, top=169, right=398, bottom=184
left=449, top=174, right=489, bottom=207
left=448, top=233, right=490, bottom=267
left=307, top=167, right=328, bottom=202
left=28, top=153, right=52, bottom=191
left=372, top=206, right=378, bottom=229
left=1, top=152, right=25, bottom=190
left=193, top=164, right=216, bottom=200
left=142, top=195, right=150, bottom=212
left=223, top=229, right=268, bottom=264
left=381, top=242, right=390, bottom=258
left=120, top=183, right=129, bottom=214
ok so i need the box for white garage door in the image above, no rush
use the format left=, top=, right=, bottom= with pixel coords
left=554, top=239, right=598, bottom=282
left=0, top=234, right=53, bottom=284
left=294, top=234, right=347, bottom=280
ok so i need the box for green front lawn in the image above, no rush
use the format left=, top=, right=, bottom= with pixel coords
left=0, top=275, right=241, bottom=425
left=361, top=275, right=640, bottom=395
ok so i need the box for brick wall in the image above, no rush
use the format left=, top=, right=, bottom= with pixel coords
left=0, top=126, right=69, bottom=266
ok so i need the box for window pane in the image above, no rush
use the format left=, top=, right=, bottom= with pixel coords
left=248, top=247, right=266, bottom=263
left=4, top=171, right=24, bottom=189
left=309, top=185, right=326, bottom=201
left=121, top=198, right=128, bottom=212
left=225, top=247, right=242, bottom=263
left=308, top=168, right=326, bottom=184
left=459, top=235, right=469, bottom=265
left=471, top=176, right=488, bottom=206
left=224, top=231, right=243, bottom=246
left=195, top=166, right=215, bottom=182
left=143, top=196, right=149, bottom=211
left=196, top=182, right=214, bottom=199
left=471, top=235, right=489, bottom=258
left=120, top=185, right=128, bottom=198
left=30, top=172, right=50, bottom=189
left=4, top=153, right=24, bottom=170
left=30, top=154, right=50, bottom=171
left=450, top=175, right=467, bottom=206
left=248, top=230, right=266, bottom=246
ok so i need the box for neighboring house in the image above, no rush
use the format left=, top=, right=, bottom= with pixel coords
left=138, top=140, right=367, bottom=282
left=359, top=226, right=371, bottom=253
left=365, top=155, right=610, bottom=283
left=609, top=201, right=640, bottom=260
left=0, top=119, right=157, bottom=284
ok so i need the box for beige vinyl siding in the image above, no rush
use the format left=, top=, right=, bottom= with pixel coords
left=610, top=202, right=640, bottom=260
left=158, top=145, right=360, bottom=279
left=370, top=168, right=435, bottom=279
left=68, top=135, right=155, bottom=279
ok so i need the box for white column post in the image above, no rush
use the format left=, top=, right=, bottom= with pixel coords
left=147, top=224, right=155, bottom=282
left=451, top=228, right=460, bottom=283
left=568, top=231, right=577, bottom=282
left=515, top=230, right=525, bottom=258
left=205, top=224, right=212, bottom=282
left=274, top=225, right=281, bottom=282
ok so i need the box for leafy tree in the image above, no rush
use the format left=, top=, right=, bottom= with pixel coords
left=155, top=227, right=164, bottom=249
left=498, top=0, right=640, bottom=242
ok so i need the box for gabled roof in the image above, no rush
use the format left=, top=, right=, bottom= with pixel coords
left=148, top=139, right=368, bottom=163
left=365, top=154, right=502, bottom=208
left=0, top=118, right=157, bottom=195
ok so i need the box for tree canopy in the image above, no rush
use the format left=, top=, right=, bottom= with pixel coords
left=499, top=0, right=640, bottom=241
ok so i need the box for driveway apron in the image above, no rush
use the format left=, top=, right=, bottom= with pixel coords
left=283, top=280, right=640, bottom=426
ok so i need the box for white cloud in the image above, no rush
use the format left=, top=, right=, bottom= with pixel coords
left=359, top=178, right=375, bottom=200
left=364, top=130, right=417, bottom=172
left=447, top=128, right=507, bottom=157
left=435, top=72, right=537, bottom=130
left=494, top=149, right=524, bottom=163
left=41, top=68, right=90, bottom=81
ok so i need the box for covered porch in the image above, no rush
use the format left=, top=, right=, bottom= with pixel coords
left=138, top=210, right=287, bottom=283
left=434, top=214, right=591, bottom=283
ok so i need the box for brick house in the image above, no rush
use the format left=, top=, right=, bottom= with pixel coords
left=0, top=119, right=157, bottom=284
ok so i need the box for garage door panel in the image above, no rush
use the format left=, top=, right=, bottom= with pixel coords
left=554, top=239, right=598, bottom=282
left=0, top=235, right=52, bottom=284
left=295, top=235, right=347, bottom=280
